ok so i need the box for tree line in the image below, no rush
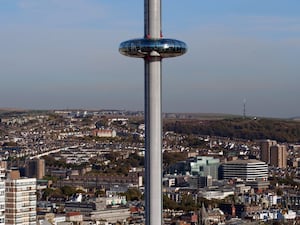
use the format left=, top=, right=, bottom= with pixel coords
left=164, top=118, right=300, bottom=142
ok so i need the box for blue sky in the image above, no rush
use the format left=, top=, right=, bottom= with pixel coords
left=0, top=0, right=300, bottom=118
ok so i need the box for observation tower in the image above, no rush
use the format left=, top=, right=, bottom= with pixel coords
left=119, top=1, right=187, bottom=225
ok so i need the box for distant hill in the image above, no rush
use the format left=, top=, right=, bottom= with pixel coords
left=0, top=108, right=27, bottom=112
left=0, top=108, right=51, bottom=117
left=164, top=117, right=300, bottom=143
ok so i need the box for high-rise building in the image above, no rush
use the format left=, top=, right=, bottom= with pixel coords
left=270, top=144, right=287, bottom=168
left=5, top=170, right=36, bottom=225
left=0, top=167, right=5, bottom=225
left=260, top=139, right=277, bottom=164
left=25, top=159, right=45, bottom=179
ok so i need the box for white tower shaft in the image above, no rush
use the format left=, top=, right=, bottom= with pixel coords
left=145, top=58, right=162, bottom=225
left=144, top=1, right=162, bottom=225
left=144, top=0, right=161, bottom=38
left=119, top=1, right=186, bottom=224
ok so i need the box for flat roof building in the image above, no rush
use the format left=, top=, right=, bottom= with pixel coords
left=189, top=156, right=220, bottom=179
left=170, top=156, right=220, bottom=180
left=270, top=144, right=287, bottom=168
left=25, top=158, right=45, bottom=179
left=221, top=159, right=268, bottom=182
left=5, top=170, right=36, bottom=225
left=0, top=179, right=4, bottom=225
left=260, top=139, right=277, bottom=164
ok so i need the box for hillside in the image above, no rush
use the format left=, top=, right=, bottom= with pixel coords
left=164, top=117, right=300, bottom=142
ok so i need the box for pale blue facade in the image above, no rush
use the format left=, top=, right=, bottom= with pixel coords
left=189, top=156, right=220, bottom=179
left=169, top=156, right=220, bottom=179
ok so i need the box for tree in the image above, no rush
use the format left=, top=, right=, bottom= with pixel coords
left=163, top=195, right=179, bottom=210
left=123, top=188, right=142, bottom=201
left=60, top=186, right=77, bottom=197
left=43, top=188, right=55, bottom=201
left=164, top=151, right=188, bottom=167
left=95, top=189, right=106, bottom=197
left=178, top=193, right=197, bottom=211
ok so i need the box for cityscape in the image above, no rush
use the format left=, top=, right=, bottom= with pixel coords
left=0, top=109, right=300, bottom=225
left=1, top=0, right=300, bottom=225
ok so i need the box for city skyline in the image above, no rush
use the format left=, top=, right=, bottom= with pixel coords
left=1, top=0, right=300, bottom=118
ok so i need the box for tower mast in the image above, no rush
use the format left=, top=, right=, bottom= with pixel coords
left=119, top=1, right=187, bottom=224
left=243, top=98, right=246, bottom=119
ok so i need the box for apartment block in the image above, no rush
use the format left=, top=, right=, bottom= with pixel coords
left=260, top=139, right=277, bottom=164
left=5, top=170, right=36, bottom=225
left=270, top=144, right=287, bottom=168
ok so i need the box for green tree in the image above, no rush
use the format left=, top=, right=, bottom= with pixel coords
left=60, top=186, right=77, bottom=197
left=163, top=195, right=179, bottom=210
left=43, top=188, right=55, bottom=200
left=163, top=151, right=188, bottom=167
left=123, top=188, right=142, bottom=201
left=179, top=194, right=197, bottom=211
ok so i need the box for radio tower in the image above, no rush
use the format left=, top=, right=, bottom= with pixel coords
left=119, top=1, right=187, bottom=225
left=243, top=98, right=246, bottom=119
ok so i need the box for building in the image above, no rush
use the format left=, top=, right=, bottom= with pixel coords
left=221, top=159, right=268, bottom=182
left=93, top=129, right=116, bottom=138
left=5, top=170, right=36, bottom=225
left=260, top=139, right=277, bottom=164
left=189, top=156, right=220, bottom=179
left=56, top=172, right=140, bottom=189
left=0, top=167, right=5, bottom=225
left=38, top=213, right=69, bottom=225
left=270, top=144, right=287, bottom=168
left=198, top=187, right=235, bottom=200
left=188, top=175, right=212, bottom=189
left=66, top=212, right=83, bottom=224
left=199, top=205, right=226, bottom=225
left=90, top=208, right=130, bottom=224
left=65, top=196, right=130, bottom=223
left=170, top=156, right=220, bottom=179
left=25, top=158, right=45, bottom=179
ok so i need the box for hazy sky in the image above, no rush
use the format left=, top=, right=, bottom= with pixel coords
left=1, top=0, right=300, bottom=118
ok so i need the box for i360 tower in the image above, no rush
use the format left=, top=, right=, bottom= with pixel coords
left=119, top=1, right=187, bottom=225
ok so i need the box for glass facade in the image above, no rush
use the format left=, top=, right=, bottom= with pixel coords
left=119, top=38, right=187, bottom=58
left=189, top=156, right=220, bottom=179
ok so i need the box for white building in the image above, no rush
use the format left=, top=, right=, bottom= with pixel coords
left=221, top=159, right=268, bottom=181
left=0, top=166, right=5, bottom=225
left=0, top=181, right=4, bottom=225
left=93, top=129, right=117, bottom=138
left=199, top=189, right=234, bottom=200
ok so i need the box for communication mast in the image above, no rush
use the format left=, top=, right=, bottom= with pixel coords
left=243, top=98, right=246, bottom=119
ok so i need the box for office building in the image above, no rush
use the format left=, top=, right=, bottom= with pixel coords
left=189, top=156, right=220, bottom=179
left=169, top=156, right=220, bottom=179
left=5, top=170, right=36, bottom=225
left=221, top=159, right=268, bottom=181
